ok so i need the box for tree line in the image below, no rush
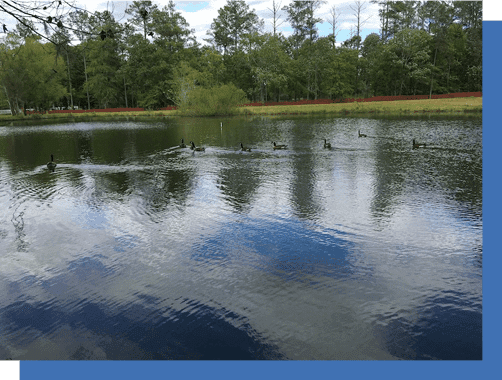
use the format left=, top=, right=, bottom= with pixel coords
left=0, top=0, right=482, bottom=115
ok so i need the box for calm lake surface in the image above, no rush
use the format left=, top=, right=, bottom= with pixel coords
left=0, top=116, right=482, bottom=360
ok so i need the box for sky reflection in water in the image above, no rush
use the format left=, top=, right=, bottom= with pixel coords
left=0, top=117, right=482, bottom=360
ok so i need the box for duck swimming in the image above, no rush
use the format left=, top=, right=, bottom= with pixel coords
left=240, top=143, right=251, bottom=152
left=358, top=130, right=367, bottom=137
left=191, top=141, right=205, bottom=151
left=180, top=138, right=186, bottom=148
left=47, top=154, right=57, bottom=170
left=323, top=139, right=331, bottom=148
left=273, top=142, right=287, bottom=149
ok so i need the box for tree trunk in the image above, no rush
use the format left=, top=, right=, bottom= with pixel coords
left=124, top=76, right=128, bottom=107
left=66, top=51, right=74, bottom=109
left=447, top=61, right=450, bottom=91
left=314, top=63, right=318, bottom=100
left=429, top=47, right=437, bottom=99
left=3, top=86, right=15, bottom=115
left=83, top=51, right=90, bottom=109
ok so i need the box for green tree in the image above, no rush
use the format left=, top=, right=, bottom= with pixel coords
left=453, top=1, right=482, bottom=91
left=282, top=0, right=324, bottom=53
left=360, top=33, right=381, bottom=97
left=125, top=0, right=158, bottom=39
left=454, top=1, right=482, bottom=29
left=342, top=35, right=362, bottom=49
left=167, top=61, right=201, bottom=107
left=247, top=34, right=289, bottom=101
left=423, top=1, right=455, bottom=95
left=206, top=0, right=263, bottom=55
left=150, top=1, right=194, bottom=47
left=387, top=28, right=433, bottom=95
left=68, top=10, right=94, bottom=109
left=298, top=37, right=330, bottom=99
left=325, top=47, right=358, bottom=99
left=122, top=2, right=196, bottom=109
left=85, top=11, right=123, bottom=108
left=122, top=34, right=159, bottom=108
left=53, top=26, right=76, bottom=108
left=223, top=49, right=253, bottom=96
left=0, top=35, right=67, bottom=114
left=189, top=47, right=225, bottom=88
left=441, top=23, right=467, bottom=92
left=464, top=26, right=482, bottom=91
left=373, top=1, right=422, bottom=40
left=361, top=33, right=381, bottom=58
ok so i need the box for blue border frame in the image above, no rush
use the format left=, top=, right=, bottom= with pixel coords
left=480, top=18, right=500, bottom=375
left=17, top=360, right=491, bottom=380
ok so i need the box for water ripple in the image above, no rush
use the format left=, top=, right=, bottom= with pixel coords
left=0, top=118, right=482, bottom=360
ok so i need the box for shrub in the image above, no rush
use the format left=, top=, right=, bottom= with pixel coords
left=178, top=84, right=248, bottom=116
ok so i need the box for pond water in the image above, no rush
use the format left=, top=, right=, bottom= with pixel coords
left=0, top=116, right=482, bottom=360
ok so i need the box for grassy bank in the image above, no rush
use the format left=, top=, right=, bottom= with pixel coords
left=238, top=97, right=482, bottom=117
left=0, top=111, right=174, bottom=126
left=0, top=97, right=482, bottom=126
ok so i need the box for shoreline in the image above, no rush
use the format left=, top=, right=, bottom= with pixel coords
left=0, top=97, right=482, bottom=126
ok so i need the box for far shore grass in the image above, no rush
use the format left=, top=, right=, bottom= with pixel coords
left=0, top=97, right=482, bottom=125
left=240, top=96, right=482, bottom=116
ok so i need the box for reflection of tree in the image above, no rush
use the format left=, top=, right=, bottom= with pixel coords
left=217, top=160, right=261, bottom=213
left=2, top=133, right=62, bottom=169
left=1, top=124, right=199, bottom=222
left=436, top=150, right=482, bottom=215
left=369, top=123, right=482, bottom=226
left=290, top=154, right=320, bottom=220
left=79, top=156, right=195, bottom=220
left=75, top=131, right=94, bottom=161
left=91, top=129, right=131, bottom=164
left=288, top=122, right=321, bottom=220
left=92, top=171, right=129, bottom=199
left=369, top=138, right=406, bottom=224
left=11, top=208, right=28, bottom=252
left=143, top=166, right=194, bottom=216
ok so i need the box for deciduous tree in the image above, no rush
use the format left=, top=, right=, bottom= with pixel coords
left=0, top=35, right=67, bottom=114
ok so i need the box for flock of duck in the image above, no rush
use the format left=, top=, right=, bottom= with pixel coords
left=46, top=130, right=427, bottom=171
left=175, top=138, right=288, bottom=153
left=174, top=130, right=426, bottom=154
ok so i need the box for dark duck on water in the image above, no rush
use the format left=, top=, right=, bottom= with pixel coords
left=47, top=154, right=57, bottom=170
